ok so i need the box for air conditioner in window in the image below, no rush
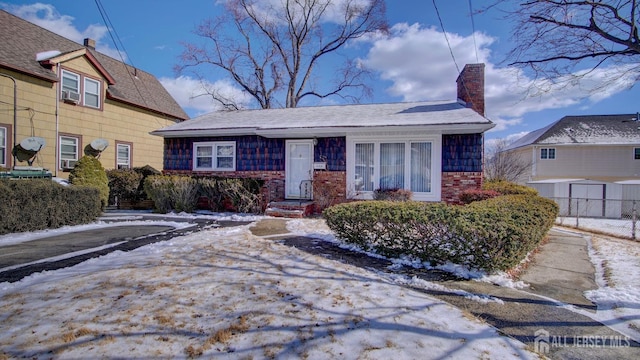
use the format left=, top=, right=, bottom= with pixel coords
left=62, top=90, right=80, bottom=104
left=61, top=159, right=77, bottom=170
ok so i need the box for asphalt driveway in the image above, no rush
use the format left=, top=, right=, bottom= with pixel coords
left=0, top=213, right=252, bottom=283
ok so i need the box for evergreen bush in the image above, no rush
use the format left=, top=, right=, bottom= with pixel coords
left=324, top=194, right=558, bottom=272
left=0, top=179, right=101, bottom=234
left=482, top=180, right=538, bottom=196
left=68, top=155, right=109, bottom=209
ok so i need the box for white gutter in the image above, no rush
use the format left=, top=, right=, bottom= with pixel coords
left=151, top=123, right=496, bottom=139
left=54, top=63, right=60, bottom=177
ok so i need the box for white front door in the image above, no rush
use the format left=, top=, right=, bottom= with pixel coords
left=285, top=140, right=313, bottom=199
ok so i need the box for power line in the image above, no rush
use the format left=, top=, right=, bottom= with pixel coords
left=468, top=0, right=479, bottom=63
left=431, top=0, right=460, bottom=75
left=431, top=0, right=476, bottom=111
left=93, top=0, right=175, bottom=126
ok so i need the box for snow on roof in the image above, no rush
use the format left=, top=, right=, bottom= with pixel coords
left=506, top=114, right=640, bottom=150
left=151, top=100, right=494, bottom=137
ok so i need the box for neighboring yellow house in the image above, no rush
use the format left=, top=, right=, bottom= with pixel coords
left=0, top=10, right=188, bottom=178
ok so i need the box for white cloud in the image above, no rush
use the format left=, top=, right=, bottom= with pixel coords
left=1, top=3, right=123, bottom=60
left=361, top=22, right=640, bottom=132
left=160, top=76, right=253, bottom=117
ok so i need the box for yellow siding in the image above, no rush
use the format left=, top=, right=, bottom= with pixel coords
left=0, top=55, right=179, bottom=178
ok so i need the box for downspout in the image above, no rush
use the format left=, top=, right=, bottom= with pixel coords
left=54, top=63, right=60, bottom=177
left=531, top=146, right=537, bottom=179
left=0, top=73, right=17, bottom=169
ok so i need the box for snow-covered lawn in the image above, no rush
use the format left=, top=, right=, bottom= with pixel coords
left=0, top=217, right=537, bottom=359
left=585, top=234, right=640, bottom=341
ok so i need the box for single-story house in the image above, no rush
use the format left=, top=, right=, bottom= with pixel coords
left=151, top=64, right=494, bottom=211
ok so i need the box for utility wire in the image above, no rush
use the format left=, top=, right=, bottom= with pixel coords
left=431, top=0, right=476, bottom=109
left=93, top=0, right=170, bottom=126
left=432, top=0, right=460, bottom=74
left=468, top=0, right=479, bottom=63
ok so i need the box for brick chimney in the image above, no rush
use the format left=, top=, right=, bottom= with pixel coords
left=83, top=38, right=96, bottom=50
left=456, top=63, right=485, bottom=116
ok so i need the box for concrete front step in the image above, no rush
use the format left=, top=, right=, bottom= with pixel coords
left=265, top=201, right=315, bottom=218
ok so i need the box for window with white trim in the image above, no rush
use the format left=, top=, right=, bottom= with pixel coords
left=0, top=126, right=6, bottom=167
left=351, top=138, right=436, bottom=197
left=540, top=148, right=556, bottom=159
left=84, top=77, right=100, bottom=108
left=635, top=148, right=640, bottom=160
left=117, top=143, right=131, bottom=169
left=61, top=70, right=80, bottom=94
left=193, top=141, right=236, bottom=171
left=59, top=135, right=79, bottom=170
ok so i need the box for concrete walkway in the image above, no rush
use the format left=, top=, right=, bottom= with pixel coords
left=249, top=219, right=640, bottom=359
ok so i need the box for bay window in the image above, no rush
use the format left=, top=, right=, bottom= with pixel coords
left=348, top=135, right=441, bottom=201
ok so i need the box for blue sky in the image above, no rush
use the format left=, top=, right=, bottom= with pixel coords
left=2, top=0, right=639, bottom=145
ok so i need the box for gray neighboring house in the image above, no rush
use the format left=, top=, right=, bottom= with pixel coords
left=505, top=114, right=640, bottom=183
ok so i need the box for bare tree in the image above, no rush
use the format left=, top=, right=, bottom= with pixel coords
left=484, top=139, right=532, bottom=183
left=177, top=0, right=387, bottom=109
left=498, top=0, right=640, bottom=87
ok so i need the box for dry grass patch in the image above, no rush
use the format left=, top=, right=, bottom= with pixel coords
left=184, top=314, right=252, bottom=357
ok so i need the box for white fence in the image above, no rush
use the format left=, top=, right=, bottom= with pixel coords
left=551, top=197, right=639, bottom=240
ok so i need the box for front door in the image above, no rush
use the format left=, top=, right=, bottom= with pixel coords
left=285, top=140, right=313, bottom=199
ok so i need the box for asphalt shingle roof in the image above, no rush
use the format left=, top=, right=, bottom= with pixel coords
left=506, top=114, right=640, bottom=150
left=151, top=100, right=494, bottom=137
left=0, top=10, right=188, bottom=120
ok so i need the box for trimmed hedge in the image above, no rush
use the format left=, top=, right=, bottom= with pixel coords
left=482, top=180, right=538, bottom=196
left=0, top=179, right=102, bottom=235
left=324, top=194, right=558, bottom=272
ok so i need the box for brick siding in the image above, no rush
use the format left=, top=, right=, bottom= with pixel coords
left=441, top=172, right=483, bottom=204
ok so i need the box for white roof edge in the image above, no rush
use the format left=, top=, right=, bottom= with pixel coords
left=151, top=123, right=495, bottom=138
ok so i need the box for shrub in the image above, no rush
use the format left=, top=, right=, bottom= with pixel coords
left=0, top=179, right=101, bottom=234
left=372, top=188, right=412, bottom=201
left=144, top=175, right=199, bottom=213
left=482, top=180, right=538, bottom=196
left=106, top=169, right=142, bottom=205
left=69, top=156, right=109, bottom=209
left=198, top=177, right=263, bottom=213
left=459, top=189, right=500, bottom=204
left=324, top=194, right=558, bottom=272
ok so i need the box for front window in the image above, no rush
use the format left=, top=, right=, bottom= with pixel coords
left=635, top=148, right=640, bottom=160
left=117, top=143, right=131, bottom=169
left=59, top=135, right=79, bottom=170
left=355, top=143, right=374, bottom=191
left=84, top=77, right=100, bottom=108
left=411, top=142, right=432, bottom=192
left=0, top=126, right=6, bottom=167
left=350, top=138, right=438, bottom=199
left=193, top=141, right=236, bottom=171
left=380, top=143, right=405, bottom=189
left=540, top=148, right=556, bottom=159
